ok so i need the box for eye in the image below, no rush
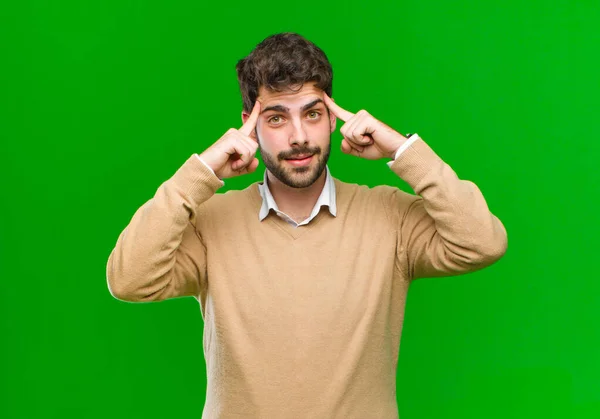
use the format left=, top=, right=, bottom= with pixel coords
left=307, top=111, right=321, bottom=119
left=268, top=115, right=284, bottom=125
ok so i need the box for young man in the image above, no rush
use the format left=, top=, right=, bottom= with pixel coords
left=107, top=32, right=507, bottom=418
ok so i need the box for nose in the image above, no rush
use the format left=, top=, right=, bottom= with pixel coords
left=289, top=119, right=308, bottom=146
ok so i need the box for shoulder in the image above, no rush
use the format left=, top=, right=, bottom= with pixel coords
left=334, top=177, right=417, bottom=204
left=333, top=177, right=420, bottom=223
left=194, top=182, right=260, bottom=225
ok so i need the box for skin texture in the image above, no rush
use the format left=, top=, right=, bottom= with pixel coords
left=199, top=79, right=408, bottom=223
left=198, top=100, right=262, bottom=180
left=236, top=82, right=409, bottom=222
left=241, top=82, right=336, bottom=220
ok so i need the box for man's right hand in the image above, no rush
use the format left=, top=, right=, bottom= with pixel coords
left=199, top=100, right=262, bottom=180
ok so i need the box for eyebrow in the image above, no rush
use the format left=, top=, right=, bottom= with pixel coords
left=260, top=98, right=324, bottom=115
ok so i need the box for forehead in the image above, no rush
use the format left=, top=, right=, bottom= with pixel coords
left=257, top=82, right=324, bottom=109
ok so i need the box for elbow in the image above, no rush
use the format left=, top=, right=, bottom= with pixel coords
left=107, top=273, right=139, bottom=302
left=475, top=226, right=508, bottom=266
left=106, top=255, right=145, bottom=302
left=481, top=241, right=507, bottom=266
left=106, top=268, right=170, bottom=303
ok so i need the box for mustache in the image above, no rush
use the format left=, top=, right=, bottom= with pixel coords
left=279, top=147, right=320, bottom=160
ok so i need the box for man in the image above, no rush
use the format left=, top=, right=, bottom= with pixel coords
left=107, top=32, right=507, bottom=418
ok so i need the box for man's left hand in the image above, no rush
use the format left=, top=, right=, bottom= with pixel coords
left=323, top=93, right=407, bottom=160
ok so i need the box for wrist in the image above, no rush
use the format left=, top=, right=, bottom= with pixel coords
left=198, top=152, right=221, bottom=178
left=198, top=152, right=217, bottom=172
left=389, top=135, right=408, bottom=159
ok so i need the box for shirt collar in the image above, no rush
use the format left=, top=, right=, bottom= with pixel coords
left=258, top=166, right=337, bottom=221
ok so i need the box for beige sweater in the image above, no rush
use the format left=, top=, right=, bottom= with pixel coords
left=106, top=136, right=507, bottom=418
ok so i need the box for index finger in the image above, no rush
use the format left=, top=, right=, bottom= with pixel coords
left=323, top=93, right=354, bottom=122
left=239, top=100, right=261, bottom=137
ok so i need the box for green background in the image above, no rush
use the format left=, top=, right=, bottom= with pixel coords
left=1, top=0, right=598, bottom=417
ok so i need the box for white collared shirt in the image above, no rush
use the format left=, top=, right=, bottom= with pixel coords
left=257, top=165, right=337, bottom=227
left=196, top=134, right=420, bottom=228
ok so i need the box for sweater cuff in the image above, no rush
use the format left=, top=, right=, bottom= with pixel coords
left=195, top=153, right=219, bottom=176
left=387, top=136, right=444, bottom=193
left=389, top=133, right=421, bottom=161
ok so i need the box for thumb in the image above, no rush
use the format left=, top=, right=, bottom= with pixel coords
left=247, top=157, right=260, bottom=173
left=237, top=157, right=260, bottom=174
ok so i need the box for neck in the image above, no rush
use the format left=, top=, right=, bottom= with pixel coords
left=266, top=169, right=327, bottom=216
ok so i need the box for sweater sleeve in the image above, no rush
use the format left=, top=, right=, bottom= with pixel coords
left=106, top=155, right=224, bottom=302
left=384, top=136, right=508, bottom=280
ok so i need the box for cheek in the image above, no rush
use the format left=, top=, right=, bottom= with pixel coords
left=311, top=120, right=332, bottom=138
left=258, top=127, right=284, bottom=149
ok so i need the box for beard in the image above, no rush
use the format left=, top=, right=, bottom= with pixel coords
left=257, top=133, right=331, bottom=189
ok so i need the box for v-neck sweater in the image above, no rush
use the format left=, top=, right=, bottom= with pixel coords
left=106, top=136, right=507, bottom=418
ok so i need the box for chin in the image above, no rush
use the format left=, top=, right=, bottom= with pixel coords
left=261, top=144, right=330, bottom=189
left=285, top=165, right=325, bottom=188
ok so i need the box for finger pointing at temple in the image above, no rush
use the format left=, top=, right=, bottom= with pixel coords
left=323, top=93, right=354, bottom=122
left=239, top=100, right=261, bottom=138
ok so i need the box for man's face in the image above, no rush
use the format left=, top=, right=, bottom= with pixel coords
left=242, top=82, right=336, bottom=189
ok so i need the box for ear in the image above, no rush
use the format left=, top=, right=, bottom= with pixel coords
left=328, top=106, right=337, bottom=134
left=241, top=109, right=258, bottom=140
left=241, top=110, right=250, bottom=124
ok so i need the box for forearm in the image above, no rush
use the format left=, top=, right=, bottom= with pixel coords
left=106, top=155, right=223, bottom=301
left=388, top=136, right=507, bottom=278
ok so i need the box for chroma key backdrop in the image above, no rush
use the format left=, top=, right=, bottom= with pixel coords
left=1, top=1, right=598, bottom=418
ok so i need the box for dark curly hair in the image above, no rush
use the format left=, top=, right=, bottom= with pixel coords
left=236, top=32, right=333, bottom=113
